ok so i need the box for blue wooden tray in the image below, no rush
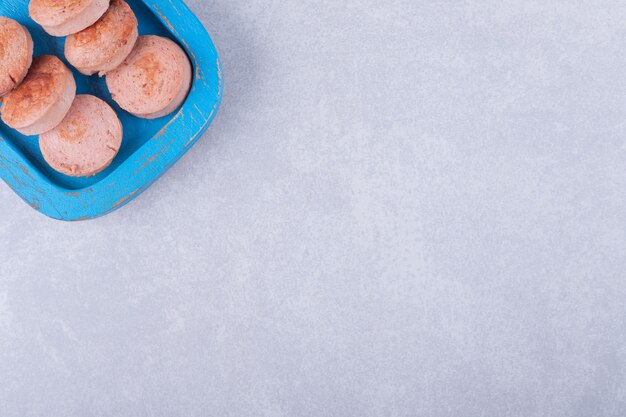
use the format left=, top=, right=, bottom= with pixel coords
left=0, top=0, right=223, bottom=221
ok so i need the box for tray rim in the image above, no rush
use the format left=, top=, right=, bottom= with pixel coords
left=0, top=0, right=223, bottom=221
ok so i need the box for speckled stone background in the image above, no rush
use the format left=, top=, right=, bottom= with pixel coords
left=1, top=0, right=626, bottom=415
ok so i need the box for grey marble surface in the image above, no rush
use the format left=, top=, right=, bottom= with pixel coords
left=1, top=0, right=626, bottom=415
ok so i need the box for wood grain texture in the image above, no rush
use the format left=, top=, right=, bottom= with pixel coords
left=0, top=0, right=223, bottom=221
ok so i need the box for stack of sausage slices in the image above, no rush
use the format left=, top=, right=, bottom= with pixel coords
left=0, top=0, right=192, bottom=177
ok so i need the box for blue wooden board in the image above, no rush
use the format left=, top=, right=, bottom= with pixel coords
left=0, top=0, right=223, bottom=220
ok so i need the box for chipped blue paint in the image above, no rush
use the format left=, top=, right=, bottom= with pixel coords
left=0, top=0, right=223, bottom=221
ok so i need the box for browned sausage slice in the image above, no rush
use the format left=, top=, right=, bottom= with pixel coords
left=1, top=55, right=76, bottom=136
left=106, top=35, right=192, bottom=119
left=0, top=17, right=34, bottom=97
left=29, top=0, right=110, bottom=37
left=40, top=94, right=122, bottom=177
left=65, top=0, right=138, bottom=76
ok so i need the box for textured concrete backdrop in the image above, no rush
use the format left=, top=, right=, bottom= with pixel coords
left=1, top=0, right=626, bottom=416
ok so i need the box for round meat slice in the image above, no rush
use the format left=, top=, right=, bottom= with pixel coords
left=106, top=35, right=192, bottom=119
left=29, top=0, right=110, bottom=37
left=65, top=0, right=138, bottom=76
left=1, top=55, right=76, bottom=136
left=0, top=17, right=34, bottom=97
left=40, top=95, right=122, bottom=177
